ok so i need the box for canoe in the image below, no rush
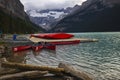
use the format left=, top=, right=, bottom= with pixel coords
left=32, top=45, right=43, bottom=51
left=30, top=33, right=74, bottom=39
left=12, top=45, right=31, bottom=52
left=13, top=45, right=56, bottom=52
left=32, top=43, right=56, bottom=51
left=32, top=45, right=56, bottom=51
left=44, top=45, right=56, bottom=50
left=50, top=40, right=80, bottom=45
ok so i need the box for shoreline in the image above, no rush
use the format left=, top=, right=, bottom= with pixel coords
left=0, top=34, right=95, bottom=80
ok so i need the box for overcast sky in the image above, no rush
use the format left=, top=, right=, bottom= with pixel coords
left=20, top=0, right=86, bottom=10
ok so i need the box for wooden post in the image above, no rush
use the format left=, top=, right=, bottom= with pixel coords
left=1, top=58, right=64, bottom=73
left=0, top=69, right=20, bottom=76
left=0, top=71, right=48, bottom=80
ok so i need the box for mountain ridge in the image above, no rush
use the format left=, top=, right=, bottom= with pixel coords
left=51, top=0, right=120, bottom=32
left=0, top=0, right=28, bottom=20
left=26, top=7, right=73, bottom=31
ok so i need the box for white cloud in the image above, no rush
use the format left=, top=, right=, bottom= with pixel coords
left=20, top=0, right=86, bottom=10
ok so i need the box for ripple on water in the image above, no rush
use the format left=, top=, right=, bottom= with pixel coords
left=25, top=32, right=120, bottom=80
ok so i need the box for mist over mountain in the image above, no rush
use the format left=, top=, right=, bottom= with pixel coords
left=50, top=0, right=120, bottom=32
left=26, top=7, right=73, bottom=31
left=20, top=0, right=85, bottom=10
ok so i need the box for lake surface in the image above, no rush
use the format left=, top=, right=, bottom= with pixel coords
left=24, top=32, right=120, bottom=80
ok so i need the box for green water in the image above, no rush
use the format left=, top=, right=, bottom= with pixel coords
left=26, top=32, right=120, bottom=80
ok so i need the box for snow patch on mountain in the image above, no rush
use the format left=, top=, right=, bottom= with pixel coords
left=28, top=10, right=67, bottom=19
left=26, top=7, right=74, bottom=30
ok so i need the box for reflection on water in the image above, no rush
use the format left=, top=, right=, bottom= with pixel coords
left=11, top=49, right=56, bottom=64
left=9, top=50, right=30, bottom=63
left=12, top=32, right=120, bottom=80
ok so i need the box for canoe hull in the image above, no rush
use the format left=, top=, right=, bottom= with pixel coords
left=32, top=45, right=56, bottom=51
left=44, top=45, right=56, bottom=50
left=50, top=40, right=80, bottom=45
left=30, top=33, right=74, bottom=39
left=32, top=46, right=43, bottom=52
left=12, top=46, right=31, bottom=52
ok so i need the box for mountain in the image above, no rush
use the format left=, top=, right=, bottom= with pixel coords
left=0, top=0, right=44, bottom=34
left=51, top=0, right=120, bottom=32
left=26, top=8, right=73, bottom=31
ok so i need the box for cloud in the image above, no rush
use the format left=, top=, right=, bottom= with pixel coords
left=20, top=0, right=86, bottom=10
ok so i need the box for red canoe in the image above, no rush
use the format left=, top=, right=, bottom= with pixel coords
left=32, top=45, right=56, bottom=51
left=50, top=40, right=80, bottom=45
left=13, top=45, right=56, bottom=52
left=12, top=45, right=31, bottom=52
left=44, top=45, right=56, bottom=50
left=30, top=33, right=74, bottom=39
left=32, top=45, right=43, bottom=51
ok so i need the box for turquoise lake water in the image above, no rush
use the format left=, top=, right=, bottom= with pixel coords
left=25, top=32, right=120, bottom=80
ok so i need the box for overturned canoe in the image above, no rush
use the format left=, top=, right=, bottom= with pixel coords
left=50, top=40, right=80, bottom=45
left=32, top=45, right=43, bottom=52
left=12, top=44, right=56, bottom=52
left=30, top=33, right=74, bottom=39
left=32, top=44, right=56, bottom=51
left=44, top=45, right=56, bottom=50
left=12, top=45, right=31, bottom=52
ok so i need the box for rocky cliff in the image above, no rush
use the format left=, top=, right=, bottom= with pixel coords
left=0, top=0, right=28, bottom=20
left=0, top=0, right=43, bottom=33
left=51, top=0, right=120, bottom=32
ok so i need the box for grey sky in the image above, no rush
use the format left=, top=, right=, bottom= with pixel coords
left=20, top=0, right=86, bottom=10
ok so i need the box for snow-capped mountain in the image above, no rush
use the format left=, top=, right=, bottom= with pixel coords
left=26, top=8, right=73, bottom=30
left=28, top=9, right=67, bottom=18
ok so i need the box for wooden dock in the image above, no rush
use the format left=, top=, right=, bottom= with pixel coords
left=0, top=35, right=98, bottom=45
left=28, top=37, right=98, bottom=43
